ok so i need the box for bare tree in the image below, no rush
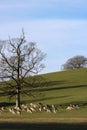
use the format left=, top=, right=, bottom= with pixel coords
left=62, top=55, right=87, bottom=70
left=0, top=31, right=46, bottom=108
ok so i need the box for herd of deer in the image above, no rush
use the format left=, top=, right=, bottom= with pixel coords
left=0, top=102, right=57, bottom=115
left=0, top=103, right=79, bottom=115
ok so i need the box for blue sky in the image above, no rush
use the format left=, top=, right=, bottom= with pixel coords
left=0, top=0, right=87, bottom=74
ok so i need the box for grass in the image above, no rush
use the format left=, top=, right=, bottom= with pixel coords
left=0, top=68, right=87, bottom=107
left=0, top=68, right=87, bottom=129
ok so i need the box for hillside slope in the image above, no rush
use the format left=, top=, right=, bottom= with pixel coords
left=33, top=68, right=87, bottom=107
left=0, top=68, right=87, bottom=108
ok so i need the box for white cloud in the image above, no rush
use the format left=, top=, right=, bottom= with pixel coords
left=1, top=19, right=87, bottom=44
left=0, top=19, right=87, bottom=73
left=0, top=0, right=87, bottom=74
left=0, top=0, right=87, bottom=22
left=0, top=0, right=86, bottom=10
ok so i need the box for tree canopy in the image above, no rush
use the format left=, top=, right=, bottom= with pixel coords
left=62, top=55, right=87, bottom=70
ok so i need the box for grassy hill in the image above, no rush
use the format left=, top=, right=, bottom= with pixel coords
left=0, top=68, right=87, bottom=106
left=0, top=68, right=87, bottom=119
left=37, top=68, right=87, bottom=107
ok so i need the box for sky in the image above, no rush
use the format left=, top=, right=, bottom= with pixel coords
left=0, top=0, right=87, bottom=74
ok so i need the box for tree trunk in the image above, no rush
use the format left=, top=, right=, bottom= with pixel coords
left=16, top=88, right=21, bottom=108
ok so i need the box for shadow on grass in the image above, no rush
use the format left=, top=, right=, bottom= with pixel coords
left=0, top=102, right=15, bottom=107
left=0, top=122, right=87, bottom=130
left=23, top=95, right=70, bottom=104
left=37, top=84, right=87, bottom=92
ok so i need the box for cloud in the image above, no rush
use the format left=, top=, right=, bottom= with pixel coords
left=0, top=1, right=87, bottom=74
left=0, top=0, right=87, bottom=20
left=1, top=19, right=87, bottom=43
left=10, top=0, right=87, bottom=8
left=0, top=18, right=87, bottom=73
left=0, top=19, right=87, bottom=50
left=0, top=0, right=87, bottom=10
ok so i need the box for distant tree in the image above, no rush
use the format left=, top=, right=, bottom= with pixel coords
left=62, top=55, right=87, bottom=70
left=0, top=30, right=46, bottom=108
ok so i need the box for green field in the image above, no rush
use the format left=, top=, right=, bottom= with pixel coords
left=0, top=68, right=87, bottom=116
left=0, top=68, right=87, bottom=129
